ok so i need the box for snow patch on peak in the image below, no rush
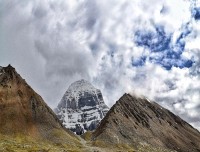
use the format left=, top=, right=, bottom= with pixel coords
left=59, top=79, right=101, bottom=110
left=68, top=79, right=97, bottom=93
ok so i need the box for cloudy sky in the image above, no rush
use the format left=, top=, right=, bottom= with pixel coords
left=0, top=0, right=200, bottom=130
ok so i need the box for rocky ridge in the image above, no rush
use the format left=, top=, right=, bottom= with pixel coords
left=92, top=93, right=200, bottom=152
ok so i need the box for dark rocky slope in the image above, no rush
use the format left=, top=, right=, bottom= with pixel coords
left=92, top=93, right=200, bottom=152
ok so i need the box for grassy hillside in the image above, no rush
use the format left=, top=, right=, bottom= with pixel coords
left=0, top=134, right=83, bottom=152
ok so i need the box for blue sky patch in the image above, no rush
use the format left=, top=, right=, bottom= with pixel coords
left=192, top=7, right=200, bottom=20
left=133, top=24, right=194, bottom=70
left=132, top=56, right=146, bottom=67
left=134, top=25, right=171, bottom=52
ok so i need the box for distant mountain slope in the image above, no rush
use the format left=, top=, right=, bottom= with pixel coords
left=92, top=93, right=200, bottom=152
left=0, top=65, right=81, bottom=151
left=55, top=79, right=109, bottom=135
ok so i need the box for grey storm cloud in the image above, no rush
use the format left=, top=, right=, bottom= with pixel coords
left=0, top=0, right=200, bottom=131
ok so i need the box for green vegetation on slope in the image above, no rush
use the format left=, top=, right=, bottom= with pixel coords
left=0, top=134, right=83, bottom=152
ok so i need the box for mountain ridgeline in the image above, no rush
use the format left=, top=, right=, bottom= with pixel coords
left=0, top=65, right=200, bottom=152
left=92, top=93, right=200, bottom=152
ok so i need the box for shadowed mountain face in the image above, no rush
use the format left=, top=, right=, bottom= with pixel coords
left=92, top=93, right=200, bottom=152
left=0, top=65, right=78, bottom=145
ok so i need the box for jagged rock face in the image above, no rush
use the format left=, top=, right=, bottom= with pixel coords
left=92, top=93, right=200, bottom=152
left=0, top=65, right=78, bottom=144
left=55, top=79, right=109, bottom=135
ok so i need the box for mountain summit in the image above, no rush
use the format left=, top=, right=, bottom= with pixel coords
left=55, top=79, right=109, bottom=135
left=0, top=65, right=80, bottom=150
left=92, top=93, right=200, bottom=152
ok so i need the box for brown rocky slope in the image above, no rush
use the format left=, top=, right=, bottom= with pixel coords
left=92, top=93, right=200, bottom=152
left=0, top=65, right=81, bottom=151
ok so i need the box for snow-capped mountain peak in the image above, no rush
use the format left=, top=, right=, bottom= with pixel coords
left=55, top=79, right=109, bottom=135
